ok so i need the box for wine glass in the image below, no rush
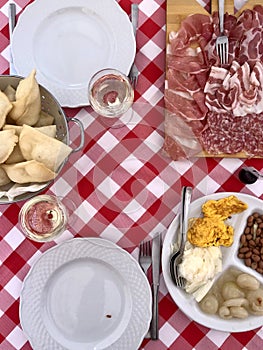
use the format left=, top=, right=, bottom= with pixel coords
left=88, top=68, right=134, bottom=128
left=18, top=194, right=74, bottom=242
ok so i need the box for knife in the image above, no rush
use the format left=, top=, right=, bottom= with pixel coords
left=151, top=233, right=162, bottom=340
left=8, top=3, right=17, bottom=75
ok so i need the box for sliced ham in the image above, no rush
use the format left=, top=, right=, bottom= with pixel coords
left=169, top=14, right=213, bottom=55
left=166, top=68, right=200, bottom=93
left=167, top=50, right=208, bottom=74
left=163, top=111, right=205, bottom=160
left=165, top=89, right=208, bottom=121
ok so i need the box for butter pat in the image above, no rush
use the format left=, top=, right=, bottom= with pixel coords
left=179, top=242, right=222, bottom=301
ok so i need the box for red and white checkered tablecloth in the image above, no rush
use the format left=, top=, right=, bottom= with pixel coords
left=1, top=0, right=263, bottom=349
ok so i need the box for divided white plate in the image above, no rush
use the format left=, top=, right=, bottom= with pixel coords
left=12, top=0, right=136, bottom=107
left=20, top=238, right=151, bottom=349
left=162, top=192, right=263, bottom=332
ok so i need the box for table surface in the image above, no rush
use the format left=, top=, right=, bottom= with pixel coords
left=1, top=0, right=263, bottom=349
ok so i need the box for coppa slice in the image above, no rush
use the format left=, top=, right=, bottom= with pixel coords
left=19, top=125, right=72, bottom=172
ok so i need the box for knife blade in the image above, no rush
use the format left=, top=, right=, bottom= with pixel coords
left=151, top=233, right=162, bottom=340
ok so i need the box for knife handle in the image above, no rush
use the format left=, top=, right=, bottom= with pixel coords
left=131, top=4, right=139, bottom=37
left=151, top=283, right=159, bottom=340
left=179, top=186, right=192, bottom=249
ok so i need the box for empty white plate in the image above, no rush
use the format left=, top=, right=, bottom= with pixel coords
left=11, top=0, right=136, bottom=107
left=20, top=238, right=151, bottom=349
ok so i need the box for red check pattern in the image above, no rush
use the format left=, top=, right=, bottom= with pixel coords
left=1, top=0, right=263, bottom=349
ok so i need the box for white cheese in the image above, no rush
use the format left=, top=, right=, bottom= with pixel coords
left=179, top=242, right=222, bottom=301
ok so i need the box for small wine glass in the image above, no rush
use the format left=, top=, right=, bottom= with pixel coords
left=88, top=68, right=134, bottom=128
left=18, top=194, right=73, bottom=242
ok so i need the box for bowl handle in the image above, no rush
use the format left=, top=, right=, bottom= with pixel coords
left=66, top=117, right=85, bottom=153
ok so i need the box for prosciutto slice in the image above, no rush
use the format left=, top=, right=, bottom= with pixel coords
left=165, top=13, right=211, bottom=134
left=168, top=14, right=213, bottom=55
left=163, top=111, right=205, bottom=160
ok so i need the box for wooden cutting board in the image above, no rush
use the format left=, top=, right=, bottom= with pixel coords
left=167, top=0, right=259, bottom=36
left=166, top=0, right=261, bottom=158
left=167, top=0, right=233, bottom=38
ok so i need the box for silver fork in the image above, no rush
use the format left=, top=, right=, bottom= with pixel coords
left=215, top=0, right=229, bottom=65
left=139, top=240, right=152, bottom=274
left=138, top=239, right=152, bottom=339
left=170, top=186, right=192, bottom=288
left=128, top=4, right=139, bottom=88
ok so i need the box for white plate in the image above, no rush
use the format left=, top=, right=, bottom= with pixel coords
left=162, top=192, right=263, bottom=332
left=11, top=0, right=136, bottom=107
left=20, top=238, right=151, bottom=349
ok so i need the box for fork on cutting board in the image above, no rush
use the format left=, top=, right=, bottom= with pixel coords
left=216, top=0, right=229, bottom=65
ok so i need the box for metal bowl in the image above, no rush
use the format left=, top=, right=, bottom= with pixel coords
left=0, top=75, right=85, bottom=204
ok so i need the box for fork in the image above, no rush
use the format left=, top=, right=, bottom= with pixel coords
left=128, top=4, right=139, bottom=87
left=170, top=186, right=192, bottom=288
left=139, top=240, right=152, bottom=274
left=139, top=239, right=152, bottom=339
left=215, top=0, right=229, bottom=65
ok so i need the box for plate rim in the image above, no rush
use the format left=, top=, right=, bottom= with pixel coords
left=19, top=237, right=152, bottom=349
left=162, top=192, right=263, bottom=332
left=12, top=0, right=136, bottom=107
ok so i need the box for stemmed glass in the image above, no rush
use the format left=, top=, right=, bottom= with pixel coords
left=18, top=194, right=75, bottom=242
left=88, top=68, right=134, bottom=128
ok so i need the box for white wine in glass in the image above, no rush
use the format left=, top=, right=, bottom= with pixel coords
left=88, top=68, right=134, bottom=127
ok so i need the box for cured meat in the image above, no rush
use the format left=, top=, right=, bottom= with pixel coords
left=165, top=89, right=208, bottom=121
left=164, top=5, right=263, bottom=159
left=165, top=13, right=211, bottom=126
left=201, top=113, right=244, bottom=154
left=163, top=111, right=205, bottom=160
left=166, top=68, right=201, bottom=93
left=167, top=48, right=208, bottom=74
left=168, top=14, right=213, bottom=55
left=204, top=61, right=263, bottom=116
left=200, top=112, right=263, bottom=156
left=165, top=68, right=208, bottom=121
left=205, top=12, right=238, bottom=67
left=234, top=9, right=263, bottom=66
